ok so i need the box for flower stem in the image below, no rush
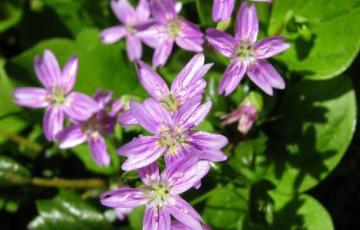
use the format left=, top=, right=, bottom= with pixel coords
left=190, top=187, right=218, bottom=206
left=31, top=177, right=107, bottom=189
left=0, top=130, right=43, bottom=152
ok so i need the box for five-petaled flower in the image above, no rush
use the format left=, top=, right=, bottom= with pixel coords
left=13, top=50, right=100, bottom=141
left=119, top=53, right=212, bottom=126
left=100, top=0, right=151, bottom=61
left=137, top=0, right=204, bottom=67
left=57, top=90, right=123, bottom=166
left=100, top=157, right=210, bottom=230
left=212, top=0, right=272, bottom=22
left=117, top=98, right=228, bottom=170
left=207, top=1, right=289, bottom=96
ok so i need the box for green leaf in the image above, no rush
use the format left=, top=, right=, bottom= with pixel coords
left=128, top=206, right=145, bottom=230
left=7, top=28, right=138, bottom=98
left=0, top=59, right=20, bottom=117
left=240, top=193, right=334, bottom=230
left=28, top=191, right=113, bottom=230
left=263, top=75, right=356, bottom=194
left=0, top=1, right=23, bottom=32
left=203, top=184, right=248, bottom=229
left=0, top=155, right=31, bottom=186
left=269, top=0, right=360, bottom=79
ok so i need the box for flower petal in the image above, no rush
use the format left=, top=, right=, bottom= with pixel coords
left=127, top=35, right=142, bottom=61
left=100, top=26, right=127, bottom=44
left=206, top=28, right=237, bottom=58
left=247, top=63, right=274, bottom=95
left=235, top=2, right=258, bottom=44
left=162, top=156, right=210, bottom=194
left=136, top=22, right=167, bottom=48
left=100, top=187, right=148, bottom=208
left=152, top=39, right=174, bottom=67
left=118, top=109, right=138, bottom=126
left=43, top=106, right=64, bottom=141
left=218, top=60, right=247, bottom=96
left=255, top=60, right=286, bottom=89
left=165, top=195, right=202, bottom=230
left=212, top=0, right=235, bottom=21
left=190, top=131, right=228, bottom=149
left=63, top=92, right=100, bottom=121
left=150, top=0, right=177, bottom=21
left=34, top=50, right=62, bottom=89
left=253, top=36, right=290, bottom=59
left=136, top=0, right=151, bottom=23
left=136, top=61, right=169, bottom=101
left=89, top=135, right=111, bottom=167
left=173, top=79, right=207, bottom=108
left=138, top=162, right=160, bottom=186
left=118, top=135, right=167, bottom=171
left=130, top=99, right=172, bottom=134
left=176, top=20, right=204, bottom=52
left=110, top=0, right=136, bottom=24
left=171, top=53, right=206, bottom=93
left=174, top=101, right=212, bottom=130
left=57, top=125, right=86, bottom=148
left=143, top=207, right=171, bottom=230
left=13, top=87, right=49, bottom=108
left=61, top=56, right=78, bottom=93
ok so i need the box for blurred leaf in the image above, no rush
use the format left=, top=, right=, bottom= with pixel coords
left=0, top=59, right=20, bottom=117
left=0, top=0, right=23, bottom=32
left=269, top=0, right=360, bottom=79
left=7, top=28, right=138, bottom=98
left=0, top=155, right=31, bottom=186
left=128, top=206, right=144, bottom=230
left=264, top=75, right=356, bottom=194
left=28, top=191, right=113, bottom=230
left=195, top=0, right=215, bottom=27
left=203, top=184, right=248, bottom=229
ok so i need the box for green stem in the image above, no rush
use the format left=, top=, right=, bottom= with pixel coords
left=0, top=130, right=43, bottom=152
left=190, top=187, right=218, bottom=206
left=32, top=177, right=106, bottom=189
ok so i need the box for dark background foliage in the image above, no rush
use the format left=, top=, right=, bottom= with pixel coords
left=0, top=0, right=359, bottom=229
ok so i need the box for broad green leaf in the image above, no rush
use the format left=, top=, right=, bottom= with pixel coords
left=7, top=28, right=138, bottom=98
left=240, top=193, right=334, bottom=230
left=28, top=191, right=113, bottom=230
left=0, top=155, right=31, bottom=186
left=269, top=0, right=360, bottom=79
left=203, top=184, right=248, bottom=229
left=263, top=75, right=356, bottom=194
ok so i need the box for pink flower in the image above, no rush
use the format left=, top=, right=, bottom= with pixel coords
left=100, top=0, right=151, bottom=61
left=207, top=2, right=290, bottom=96
left=222, top=102, right=257, bottom=135
left=137, top=0, right=204, bottom=67
left=13, top=50, right=99, bottom=141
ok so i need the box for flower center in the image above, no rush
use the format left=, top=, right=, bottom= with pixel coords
left=82, top=115, right=104, bottom=136
left=167, top=20, right=180, bottom=38
left=48, top=88, right=66, bottom=106
left=148, top=183, right=170, bottom=207
left=127, top=26, right=137, bottom=35
left=235, top=43, right=255, bottom=63
left=158, top=126, right=188, bottom=155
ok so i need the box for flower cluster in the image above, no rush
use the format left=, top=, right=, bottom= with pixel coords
left=13, top=0, right=289, bottom=229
